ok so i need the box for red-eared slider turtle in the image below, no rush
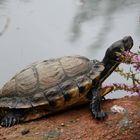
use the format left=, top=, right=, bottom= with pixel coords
left=0, top=36, right=133, bottom=127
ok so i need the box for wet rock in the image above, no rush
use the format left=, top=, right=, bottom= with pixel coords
left=111, top=105, right=127, bottom=114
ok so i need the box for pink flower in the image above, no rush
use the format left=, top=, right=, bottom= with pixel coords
left=102, top=83, right=140, bottom=96
left=111, top=49, right=140, bottom=96
left=132, top=55, right=140, bottom=71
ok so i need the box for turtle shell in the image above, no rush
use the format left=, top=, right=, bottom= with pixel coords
left=0, top=55, right=104, bottom=110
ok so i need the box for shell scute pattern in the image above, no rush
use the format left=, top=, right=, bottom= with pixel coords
left=0, top=55, right=104, bottom=109
left=43, top=86, right=65, bottom=108
left=16, top=68, right=37, bottom=94
left=75, top=75, right=92, bottom=94
left=31, top=92, right=48, bottom=107
left=1, top=79, right=16, bottom=97
left=59, top=56, right=91, bottom=77
left=36, top=60, right=65, bottom=90
left=60, top=80, right=79, bottom=102
left=87, top=61, right=104, bottom=80
left=15, top=98, right=32, bottom=108
left=0, top=97, right=15, bottom=108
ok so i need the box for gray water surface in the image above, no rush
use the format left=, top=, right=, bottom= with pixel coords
left=0, top=0, right=140, bottom=98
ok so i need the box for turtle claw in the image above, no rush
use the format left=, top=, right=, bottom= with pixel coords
left=90, top=102, right=107, bottom=120
left=102, top=96, right=106, bottom=101
left=1, top=111, right=22, bottom=127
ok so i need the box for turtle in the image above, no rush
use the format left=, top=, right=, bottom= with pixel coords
left=0, top=36, right=133, bottom=127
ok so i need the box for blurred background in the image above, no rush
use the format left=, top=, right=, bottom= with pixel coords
left=0, top=0, right=140, bottom=98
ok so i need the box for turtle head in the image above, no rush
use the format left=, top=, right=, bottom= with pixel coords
left=103, top=36, right=133, bottom=63
left=100, top=36, right=133, bottom=84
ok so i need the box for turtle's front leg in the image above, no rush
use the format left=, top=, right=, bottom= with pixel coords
left=90, top=89, right=107, bottom=120
left=1, top=110, right=24, bottom=127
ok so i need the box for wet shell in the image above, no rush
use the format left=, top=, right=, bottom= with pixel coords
left=0, top=55, right=104, bottom=109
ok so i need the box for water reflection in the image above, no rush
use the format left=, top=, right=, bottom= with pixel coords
left=89, top=0, right=125, bottom=50
left=70, top=0, right=101, bottom=42
left=0, top=15, right=10, bottom=36
left=19, top=0, right=32, bottom=3
left=0, top=0, right=9, bottom=37
left=70, top=0, right=140, bottom=49
left=0, top=0, right=6, bottom=5
left=0, top=0, right=7, bottom=9
left=136, top=18, right=140, bottom=37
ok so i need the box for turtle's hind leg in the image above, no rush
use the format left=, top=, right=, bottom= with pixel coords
left=0, top=109, right=25, bottom=127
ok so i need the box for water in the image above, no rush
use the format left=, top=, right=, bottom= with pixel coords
left=0, top=0, right=140, bottom=98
